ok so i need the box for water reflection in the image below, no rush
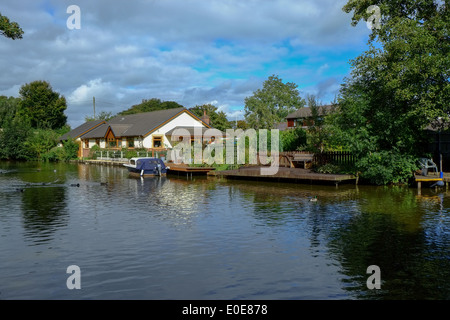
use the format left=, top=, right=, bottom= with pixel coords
left=1, top=162, right=449, bottom=299
left=20, top=186, right=68, bottom=245
left=212, top=180, right=450, bottom=299
left=325, top=188, right=450, bottom=299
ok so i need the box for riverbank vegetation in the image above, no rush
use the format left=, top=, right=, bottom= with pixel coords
left=244, top=0, right=448, bottom=185
left=1, top=1, right=447, bottom=186
left=0, top=82, right=78, bottom=162
left=327, top=0, right=449, bottom=185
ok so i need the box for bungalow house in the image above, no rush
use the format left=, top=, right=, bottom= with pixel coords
left=285, top=105, right=336, bottom=129
left=59, top=107, right=211, bottom=158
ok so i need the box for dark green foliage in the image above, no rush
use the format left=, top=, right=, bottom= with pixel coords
left=314, top=163, right=341, bottom=174
left=0, top=96, right=20, bottom=127
left=189, top=104, right=232, bottom=132
left=0, top=119, right=32, bottom=160
left=357, top=151, right=419, bottom=185
left=244, top=75, right=306, bottom=129
left=333, top=0, right=449, bottom=184
left=0, top=12, right=23, bottom=40
left=85, top=111, right=114, bottom=122
left=18, top=81, right=67, bottom=130
left=280, top=127, right=307, bottom=151
left=0, top=82, right=73, bottom=161
left=119, top=98, right=183, bottom=116
left=40, top=137, right=80, bottom=162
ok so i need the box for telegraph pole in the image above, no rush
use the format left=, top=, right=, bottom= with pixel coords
left=93, top=96, right=96, bottom=120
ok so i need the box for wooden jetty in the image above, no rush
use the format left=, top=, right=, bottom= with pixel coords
left=167, top=163, right=216, bottom=178
left=415, top=172, right=449, bottom=193
left=209, top=166, right=356, bottom=186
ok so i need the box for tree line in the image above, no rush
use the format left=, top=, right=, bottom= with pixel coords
left=1, top=0, right=448, bottom=184
left=0, top=81, right=78, bottom=161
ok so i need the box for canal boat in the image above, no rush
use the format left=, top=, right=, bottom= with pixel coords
left=123, top=157, right=168, bottom=177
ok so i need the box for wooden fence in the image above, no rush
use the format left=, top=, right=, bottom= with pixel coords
left=313, top=151, right=355, bottom=166
left=279, top=151, right=355, bottom=166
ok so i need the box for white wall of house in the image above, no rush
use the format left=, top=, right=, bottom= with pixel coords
left=142, top=112, right=205, bottom=149
left=88, top=139, right=96, bottom=148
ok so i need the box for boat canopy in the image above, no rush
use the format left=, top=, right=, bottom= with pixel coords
left=135, top=158, right=165, bottom=171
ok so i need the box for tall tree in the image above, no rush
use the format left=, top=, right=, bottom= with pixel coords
left=334, top=0, right=449, bottom=184
left=0, top=12, right=24, bottom=39
left=244, top=75, right=306, bottom=129
left=18, top=81, right=68, bottom=130
left=190, top=104, right=231, bottom=131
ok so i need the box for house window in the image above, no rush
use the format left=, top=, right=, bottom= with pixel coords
left=153, top=136, right=163, bottom=148
left=108, top=138, right=116, bottom=148
left=96, top=139, right=100, bottom=146
left=84, top=140, right=89, bottom=148
left=127, top=138, right=135, bottom=148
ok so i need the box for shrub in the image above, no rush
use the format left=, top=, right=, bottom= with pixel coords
left=280, top=127, right=307, bottom=151
left=357, top=151, right=418, bottom=185
left=315, top=163, right=341, bottom=174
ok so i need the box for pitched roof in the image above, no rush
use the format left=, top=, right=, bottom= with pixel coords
left=80, top=123, right=109, bottom=139
left=59, top=119, right=106, bottom=141
left=286, top=105, right=336, bottom=119
left=165, top=126, right=225, bottom=138
left=61, top=107, right=211, bottom=140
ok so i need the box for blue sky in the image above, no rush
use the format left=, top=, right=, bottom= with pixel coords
left=0, top=0, right=370, bottom=128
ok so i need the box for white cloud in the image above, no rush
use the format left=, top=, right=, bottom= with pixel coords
left=68, top=79, right=111, bottom=104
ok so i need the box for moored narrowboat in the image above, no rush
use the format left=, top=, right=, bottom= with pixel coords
left=123, top=157, right=168, bottom=177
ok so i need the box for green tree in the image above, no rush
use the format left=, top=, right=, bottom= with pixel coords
left=0, top=118, right=31, bottom=160
left=0, top=95, right=20, bottom=127
left=119, top=98, right=183, bottom=115
left=190, top=104, right=232, bottom=131
left=0, top=12, right=24, bottom=40
left=244, top=75, right=306, bottom=129
left=305, top=94, right=335, bottom=153
left=236, top=119, right=249, bottom=130
left=280, top=127, right=307, bottom=151
left=25, top=129, right=59, bottom=160
left=335, top=0, right=449, bottom=184
left=85, top=110, right=114, bottom=122
left=18, top=81, right=68, bottom=130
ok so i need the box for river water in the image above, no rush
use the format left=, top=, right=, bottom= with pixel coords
left=0, top=161, right=449, bottom=300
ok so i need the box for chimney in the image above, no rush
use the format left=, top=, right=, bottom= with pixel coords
left=201, top=110, right=210, bottom=125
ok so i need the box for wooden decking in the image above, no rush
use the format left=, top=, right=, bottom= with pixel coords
left=167, top=163, right=216, bottom=177
left=208, top=166, right=356, bottom=186
left=414, top=172, right=448, bottom=192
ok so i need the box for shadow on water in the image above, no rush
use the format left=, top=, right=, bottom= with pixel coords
left=326, top=187, right=450, bottom=300
left=21, top=186, right=68, bottom=245
left=0, top=161, right=74, bottom=245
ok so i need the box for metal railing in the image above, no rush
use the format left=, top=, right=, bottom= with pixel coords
left=93, top=150, right=168, bottom=162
